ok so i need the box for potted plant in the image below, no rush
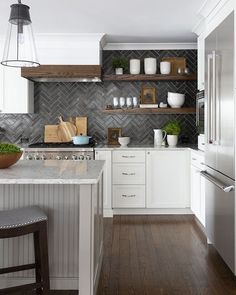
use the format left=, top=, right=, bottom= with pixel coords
left=112, top=57, right=128, bottom=75
left=0, top=143, right=22, bottom=169
left=163, top=121, right=181, bottom=146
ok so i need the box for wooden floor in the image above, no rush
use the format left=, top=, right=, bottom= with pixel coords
left=97, top=215, right=236, bottom=295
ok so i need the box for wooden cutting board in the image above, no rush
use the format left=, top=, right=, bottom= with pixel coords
left=161, top=57, right=186, bottom=75
left=58, top=116, right=77, bottom=142
left=76, top=117, right=87, bottom=135
left=44, top=125, right=62, bottom=143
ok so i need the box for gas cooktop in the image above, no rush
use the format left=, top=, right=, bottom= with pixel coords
left=28, top=142, right=96, bottom=148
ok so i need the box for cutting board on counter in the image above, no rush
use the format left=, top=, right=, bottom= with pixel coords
left=75, top=117, right=87, bottom=135
left=58, top=116, right=77, bottom=142
left=44, top=125, right=62, bottom=143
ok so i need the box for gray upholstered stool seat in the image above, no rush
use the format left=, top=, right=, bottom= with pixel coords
left=0, top=206, right=50, bottom=294
left=0, top=206, right=47, bottom=229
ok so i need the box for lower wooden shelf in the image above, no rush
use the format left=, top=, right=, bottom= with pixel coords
left=103, top=107, right=196, bottom=115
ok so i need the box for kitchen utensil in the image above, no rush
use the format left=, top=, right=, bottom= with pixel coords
left=58, top=116, right=76, bottom=142
left=160, top=61, right=171, bottom=75
left=118, top=137, right=130, bottom=147
left=154, top=129, right=167, bottom=146
left=130, top=59, right=141, bottom=74
left=113, top=97, right=119, bottom=108
left=44, top=125, right=62, bottom=143
left=167, top=92, right=185, bottom=108
left=133, top=97, right=138, bottom=108
left=119, top=97, right=126, bottom=108
left=75, top=117, right=87, bottom=136
left=126, top=97, right=133, bottom=108
left=144, top=58, right=157, bottom=74
left=72, top=135, right=92, bottom=145
left=161, top=57, right=186, bottom=75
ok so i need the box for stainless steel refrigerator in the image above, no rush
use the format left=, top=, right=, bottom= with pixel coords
left=201, top=11, right=235, bottom=273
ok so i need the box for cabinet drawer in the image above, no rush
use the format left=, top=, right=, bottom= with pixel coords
left=113, top=150, right=145, bottom=163
left=191, top=151, right=205, bottom=170
left=113, top=163, right=145, bottom=184
left=113, top=185, right=145, bottom=208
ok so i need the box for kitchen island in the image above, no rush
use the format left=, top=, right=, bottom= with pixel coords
left=0, top=160, right=104, bottom=295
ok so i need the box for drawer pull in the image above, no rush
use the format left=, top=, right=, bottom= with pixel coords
left=122, top=172, right=136, bottom=176
left=122, top=155, right=135, bottom=158
left=122, top=194, right=136, bottom=198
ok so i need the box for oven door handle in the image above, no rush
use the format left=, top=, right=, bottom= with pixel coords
left=200, top=171, right=234, bottom=193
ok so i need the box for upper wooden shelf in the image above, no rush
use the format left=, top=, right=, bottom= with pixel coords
left=103, top=74, right=197, bottom=82
left=103, top=107, right=196, bottom=115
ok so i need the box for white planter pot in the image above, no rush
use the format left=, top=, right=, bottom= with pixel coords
left=160, top=61, right=171, bottom=75
left=167, top=135, right=178, bottom=146
left=115, top=68, right=123, bottom=75
left=144, top=58, right=157, bottom=74
left=130, top=59, right=141, bottom=74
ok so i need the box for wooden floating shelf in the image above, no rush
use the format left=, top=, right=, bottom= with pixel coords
left=103, top=107, right=196, bottom=115
left=103, top=74, right=197, bottom=82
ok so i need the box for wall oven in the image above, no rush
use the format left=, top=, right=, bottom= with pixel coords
left=196, top=90, right=205, bottom=135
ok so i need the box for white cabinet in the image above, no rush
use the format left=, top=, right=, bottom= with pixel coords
left=190, top=151, right=205, bottom=226
left=113, top=185, right=145, bottom=208
left=0, top=66, right=34, bottom=113
left=113, top=163, right=145, bottom=185
left=197, top=34, right=205, bottom=90
left=146, top=150, right=190, bottom=208
left=95, top=151, right=112, bottom=215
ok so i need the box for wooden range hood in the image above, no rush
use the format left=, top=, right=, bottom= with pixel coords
left=21, top=65, right=102, bottom=82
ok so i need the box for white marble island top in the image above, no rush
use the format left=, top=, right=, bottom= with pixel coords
left=0, top=160, right=105, bottom=184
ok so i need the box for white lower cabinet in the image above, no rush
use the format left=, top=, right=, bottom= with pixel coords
left=113, top=163, right=145, bottom=185
left=146, top=150, right=190, bottom=208
left=95, top=151, right=112, bottom=214
left=190, top=151, right=205, bottom=226
left=113, top=185, right=145, bottom=208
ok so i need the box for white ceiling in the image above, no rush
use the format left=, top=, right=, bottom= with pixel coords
left=0, top=0, right=206, bottom=43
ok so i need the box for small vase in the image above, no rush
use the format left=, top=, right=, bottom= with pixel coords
left=167, top=135, right=178, bottom=146
left=115, top=68, right=123, bottom=75
left=130, top=59, right=141, bottom=74
left=144, top=58, right=157, bottom=74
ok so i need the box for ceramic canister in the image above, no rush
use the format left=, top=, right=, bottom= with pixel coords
left=144, top=58, right=157, bottom=74
left=160, top=61, right=171, bottom=75
left=130, top=59, right=141, bottom=74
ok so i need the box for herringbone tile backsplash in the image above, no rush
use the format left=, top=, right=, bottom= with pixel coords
left=0, top=49, right=198, bottom=145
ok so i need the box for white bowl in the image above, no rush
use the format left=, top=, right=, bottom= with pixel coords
left=167, top=92, right=185, bottom=108
left=118, top=137, right=130, bottom=147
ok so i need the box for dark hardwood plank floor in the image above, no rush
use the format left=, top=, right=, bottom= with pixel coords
left=97, top=215, right=236, bottom=295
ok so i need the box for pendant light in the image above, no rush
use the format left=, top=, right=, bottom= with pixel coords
left=1, top=0, right=40, bottom=68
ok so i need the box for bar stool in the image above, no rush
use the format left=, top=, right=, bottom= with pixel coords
left=0, top=206, right=50, bottom=294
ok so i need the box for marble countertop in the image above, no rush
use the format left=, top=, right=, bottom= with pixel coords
left=0, top=160, right=105, bottom=184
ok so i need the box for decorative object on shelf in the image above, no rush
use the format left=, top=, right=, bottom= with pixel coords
left=184, top=67, right=190, bottom=75
left=160, top=61, right=171, bottom=75
left=1, top=0, right=39, bottom=68
left=105, top=105, right=113, bottom=110
left=154, top=129, right=167, bottom=147
left=144, top=58, right=157, bottom=74
left=167, top=92, right=185, bottom=108
left=132, top=97, right=139, bottom=108
left=140, top=104, right=158, bottom=108
left=118, top=136, right=130, bottom=147
left=141, top=86, right=157, bottom=104
left=161, top=57, right=186, bottom=75
left=130, top=59, right=141, bottom=74
left=163, top=121, right=181, bottom=146
left=119, top=97, right=126, bottom=108
left=112, top=57, right=129, bottom=75
left=126, top=97, right=133, bottom=108
left=113, top=97, right=119, bottom=108
left=107, top=128, right=122, bottom=145
left=159, top=102, right=168, bottom=108
left=0, top=143, right=22, bottom=169
left=177, top=67, right=184, bottom=75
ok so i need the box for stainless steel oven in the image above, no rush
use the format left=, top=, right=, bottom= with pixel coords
left=196, top=90, right=205, bottom=135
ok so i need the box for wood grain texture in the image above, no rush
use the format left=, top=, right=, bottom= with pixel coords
left=103, top=74, right=196, bottom=81
left=103, top=107, right=196, bottom=115
left=97, top=215, right=236, bottom=295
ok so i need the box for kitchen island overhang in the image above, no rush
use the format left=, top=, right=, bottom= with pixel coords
left=0, top=160, right=105, bottom=295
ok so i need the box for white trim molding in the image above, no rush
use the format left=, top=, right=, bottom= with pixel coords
left=103, top=43, right=197, bottom=51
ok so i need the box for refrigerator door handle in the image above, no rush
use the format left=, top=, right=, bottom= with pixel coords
left=207, top=54, right=212, bottom=143
left=200, top=171, right=234, bottom=193
left=212, top=50, right=217, bottom=143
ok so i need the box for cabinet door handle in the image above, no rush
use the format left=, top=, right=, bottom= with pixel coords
left=122, top=172, right=136, bottom=176
left=122, top=194, right=136, bottom=198
left=122, top=155, right=135, bottom=158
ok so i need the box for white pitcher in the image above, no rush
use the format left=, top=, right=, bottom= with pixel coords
left=154, top=129, right=167, bottom=146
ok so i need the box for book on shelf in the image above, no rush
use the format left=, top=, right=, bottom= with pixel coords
left=139, top=104, right=159, bottom=108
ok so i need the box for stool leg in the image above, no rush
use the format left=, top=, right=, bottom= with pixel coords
left=34, top=221, right=50, bottom=295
